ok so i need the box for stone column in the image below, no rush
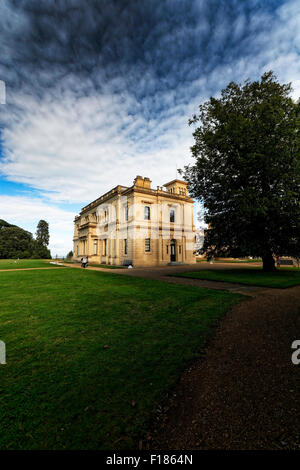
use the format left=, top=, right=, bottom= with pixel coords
left=115, top=196, right=120, bottom=265
left=158, top=233, right=162, bottom=264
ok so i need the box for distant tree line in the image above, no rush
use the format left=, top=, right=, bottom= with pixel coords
left=0, top=219, right=51, bottom=259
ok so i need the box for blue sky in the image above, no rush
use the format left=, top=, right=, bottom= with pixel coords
left=0, top=0, right=299, bottom=255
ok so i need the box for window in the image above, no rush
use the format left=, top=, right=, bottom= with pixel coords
left=124, top=239, right=127, bottom=255
left=76, top=245, right=79, bottom=255
left=170, top=209, right=175, bottom=223
left=166, top=245, right=169, bottom=254
left=144, top=206, right=150, bottom=220
left=125, top=205, right=129, bottom=221
left=103, top=239, right=107, bottom=256
left=179, top=245, right=182, bottom=254
left=104, top=209, right=108, bottom=221
left=145, top=238, right=151, bottom=252
left=93, top=239, right=98, bottom=255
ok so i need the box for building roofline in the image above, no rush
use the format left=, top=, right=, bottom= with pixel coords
left=80, top=185, right=128, bottom=213
left=163, top=179, right=188, bottom=187
left=121, top=184, right=193, bottom=202
left=77, top=178, right=192, bottom=216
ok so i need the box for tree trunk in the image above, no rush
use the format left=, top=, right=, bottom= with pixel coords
left=262, top=251, right=276, bottom=272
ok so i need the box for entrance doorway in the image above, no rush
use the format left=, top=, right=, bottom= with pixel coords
left=170, top=239, right=176, bottom=262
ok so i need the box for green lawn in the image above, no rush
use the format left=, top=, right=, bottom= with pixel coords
left=215, top=258, right=261, bottom=263
left=173, top=268, right=300, bottom=288
left=89, top=263, right=126, bottom=269
left=0, top=259, right=64, bottom=270
left=63, top=260, right=125, bottom=269
left=0, top=268, right=242, bottom=450
left=196, top=259, right=261, bottom=263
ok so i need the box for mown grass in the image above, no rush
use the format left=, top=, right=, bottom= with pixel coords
left=215, top=258, right=261, bottom=263
left=173, top=268, right=300, bottom=288
left=63, top=260, right=125, bottom=269
left=196, top=258, right=261, bottom=263
left=0, top=268, right=242, bottom=450
left=0, top=259, right=64, bottom=270
left=87, top=263, right=126, bottom=269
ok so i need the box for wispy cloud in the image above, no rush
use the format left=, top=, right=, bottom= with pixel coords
left=0, top=0, right=299, bottom=254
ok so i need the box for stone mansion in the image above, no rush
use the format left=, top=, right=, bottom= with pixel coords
left=73, top=176, right=196, bottom=266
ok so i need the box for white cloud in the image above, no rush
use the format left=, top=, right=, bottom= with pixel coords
left=0, top=80, right=196, bottom=203
left=0, top=0, right=299, bottom=255
left=0, top=1, right=298, bottom=205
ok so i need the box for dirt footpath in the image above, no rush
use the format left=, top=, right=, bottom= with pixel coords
left=148, top=285, right=300, bottom=450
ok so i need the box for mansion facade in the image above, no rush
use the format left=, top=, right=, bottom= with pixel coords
left=73, top=175, right=196, bottom=266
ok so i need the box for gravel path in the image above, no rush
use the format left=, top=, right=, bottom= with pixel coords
left=148, top=285, right=300, bottom=450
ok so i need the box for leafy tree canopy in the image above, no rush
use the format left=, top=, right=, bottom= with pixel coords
left=182, top=72, right=300, bottom=271
left=36, top=220, right=50, bottom=247
left=0, top=220, right=51, bottom=259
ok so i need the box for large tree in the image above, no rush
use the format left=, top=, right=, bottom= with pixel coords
left=183, top=72, right=300, bottom=271
left=0, top=220, right=34, bottom=259
left=35, top=220, right=51, bottom=259
left=36, top=220, right=50, bottom=247
left=0, top=219, right=50, bottom=259
left=0, top=220, right=51, bottom=259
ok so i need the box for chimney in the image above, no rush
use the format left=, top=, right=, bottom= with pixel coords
left=133, top=176, right=152, bottom=189
left=143, top=177, right=152, bottom=189
left=133, top=175, right=144, bottom=187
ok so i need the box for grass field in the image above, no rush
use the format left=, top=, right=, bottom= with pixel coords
left=0, top=268, right=242, bottom=450
left=63, top=260, right=126, bottom=269
left=0, top=259, right=64, bottom=270
left=215, top=258, right=261, bottom=263
left=196, top=258, right=261, bottom=263
left=88, top=263, right=126, bottom=269
left=173, top=268, right=300, bottom=288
